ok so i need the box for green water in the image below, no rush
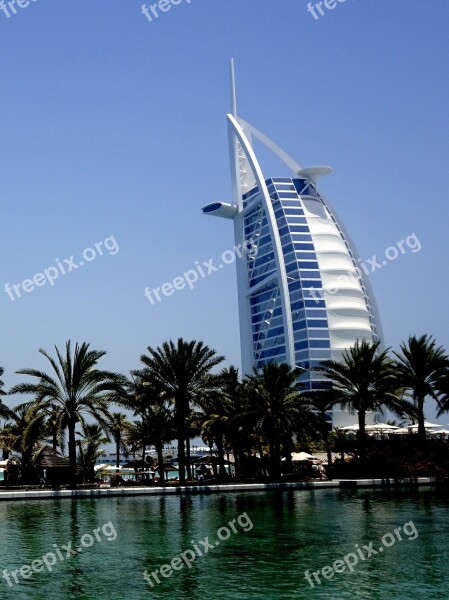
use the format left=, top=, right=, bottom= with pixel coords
left=0, top=488, right=448, bottom=599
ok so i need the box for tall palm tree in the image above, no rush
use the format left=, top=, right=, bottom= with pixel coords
left=244, top=362, right=312, bottom=480
left=318, top=340, right=411, bottom=459
left=137, top=339, right=224, bottom=484
left=10, top=341, right=123, bottom=487
left=393, top=335, right=449, bottom=439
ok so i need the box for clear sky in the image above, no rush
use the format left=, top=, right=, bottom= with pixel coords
left=1, top=0, right=448, bottom=422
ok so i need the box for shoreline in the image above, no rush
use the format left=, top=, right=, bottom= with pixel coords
left=0, top=477, right=435, bottom=501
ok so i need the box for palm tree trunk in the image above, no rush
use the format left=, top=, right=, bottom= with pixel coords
left=258, top=438, right=265, bottom=476
left=326, top=443, right=333, bottom=476
left=185, top=437, right=192, bottom=480
left=211, top=455, right=218, bottom=477
left=269, top=437, right=281, bottom=481
left=175, top=395, right=187, bottom=485
left=156, top=442, right=165, bottom=486
left=283, top=436, right=293, bottom=473
left=357, top=409, right=367, bottom=461
left=68, top=421, right=77, bottom=487
left=115, top=433, right=120, bottom=468
left=417, top=397, right=426, bottom=440
left=217, top=437, right=226, bottom=477
left=233, top=441, right=243, bottom=478
left=176, top=424, right=186, bottom=485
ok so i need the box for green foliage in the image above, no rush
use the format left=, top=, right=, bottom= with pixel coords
left=136, top=338, right=224, bottom=484
left=10, top=341, right=123, bottom=486
left=393, top=335, right=449, bottom=439
left=2, top=333, right=449, bottom=486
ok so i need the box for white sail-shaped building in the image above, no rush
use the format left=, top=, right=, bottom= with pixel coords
left=202, top=62, right=382, bottom=427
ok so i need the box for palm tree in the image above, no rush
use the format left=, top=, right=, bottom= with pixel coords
left=142, top=400, right=175, bottom=484
left=218, top=366, right=245, bottom=476
left=104, top=412, right=132, bottom=468
left=77, top=423, right=108, bottom=483
left=0, top=422, right=16, bottom=461
left=20, top=405, right=67, bottom=454
left=218, top=366, right=267, bottom=479
left=393, top=335, right=449, bottom=439
left=43, top=407, right=67, bottom=453
left=0, top=367, right=15, bottom=461
left=125, top=420, right=150, bottom=464
left=137, top=339, right=224, bottom=484
left=0, top=367, right=14, bottom=421
left=5, top=405, right=48, bottom=483
left=0, top=367, right=5, bottom=398
left=10, top=341, right=123, bottom=487
left=195, top=394, right=231, bottom=478
left=244, top=362, right=311, bottom=480
left=434, top=367, right=449, bottom=418
left=118, top=376, right=176, bottom=483
left=318, top=340, right=411, bottom=459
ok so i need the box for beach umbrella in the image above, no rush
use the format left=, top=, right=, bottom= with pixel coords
left=94, top=464, right=107, bottom=471
left=281, top=452, right=318, bottom=462
left=98, top=465, right=134, bottom=474
left=407, top=422, right=440, bottom=429
left=365, top=424, right=399, bottom=431
left=338, top=425, right=359, bottom=431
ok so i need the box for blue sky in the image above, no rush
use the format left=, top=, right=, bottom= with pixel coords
left=1, top=0, right=448, bottom=422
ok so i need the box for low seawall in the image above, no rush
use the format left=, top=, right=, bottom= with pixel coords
left=0, top=478, right=434, bottom=501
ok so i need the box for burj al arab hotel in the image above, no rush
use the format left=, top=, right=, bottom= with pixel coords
left=202, top=61, right=383, bottom=427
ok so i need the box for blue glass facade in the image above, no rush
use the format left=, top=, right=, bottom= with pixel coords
left=243, top=178, right=334, bottom=389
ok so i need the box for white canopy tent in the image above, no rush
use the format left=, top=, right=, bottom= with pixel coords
left=282, top=452, right=320, bottom=462
left=407, top=422, right=440, bottom=429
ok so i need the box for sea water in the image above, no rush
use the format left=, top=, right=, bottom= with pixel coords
left=0, top=487, right=448, bottom=599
